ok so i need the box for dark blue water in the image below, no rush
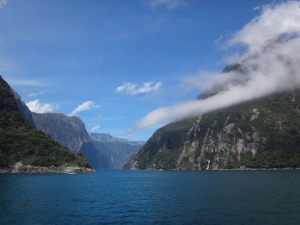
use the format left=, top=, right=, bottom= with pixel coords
left=0, top=170, right=299, bottom=225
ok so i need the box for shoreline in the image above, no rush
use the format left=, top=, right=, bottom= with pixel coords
left=0, top=162, right=95, bottom=174
left=141, top=167, right=300, bottom=171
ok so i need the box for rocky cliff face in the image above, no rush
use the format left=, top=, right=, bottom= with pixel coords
left=32, top=113, right=90, bottom=153
left=133, top=68, right=300, bottom=170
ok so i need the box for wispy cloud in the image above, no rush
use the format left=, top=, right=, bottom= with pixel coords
left=180, top=70, right=214, bottom=93
left=90, top=125, right=101, bottom=132
left=135, top=1, right=300, bottom=130
left=6, top=78, right=45, bottom=87
left=28, top=92, right=44, bottom=97
left=147, top=0, right=186, bottom=11
left=0, top=0, right=7, bottom=9
left=26, top=99, right=58, bottom=113
left=0, top=60, right=15, bottom=73
left=116, top=81, right=162, bottom=96
left=69, top=101, right=101, bottom=116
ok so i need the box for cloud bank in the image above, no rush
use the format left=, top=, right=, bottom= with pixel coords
left=69, top=101, right=101, bottom=116
left=26, top=99, right=58, bottom=113
left=116, top=81, right=162, bottom=96
left=135, top=1, right=300, bottom=130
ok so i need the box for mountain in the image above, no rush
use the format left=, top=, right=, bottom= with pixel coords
left=89, top=133, right=145, bottom=169
left=0, top=75, right=92, bottom=172
left=32, top=113, right=90, bottom=153
left=132, top=67, right=300, bottom=170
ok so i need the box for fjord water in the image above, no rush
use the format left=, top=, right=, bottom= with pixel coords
left=0, top=170, right=299, bottom=225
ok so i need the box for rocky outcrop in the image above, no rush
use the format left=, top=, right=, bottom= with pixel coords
left=0, top=162, right=95, bottom=174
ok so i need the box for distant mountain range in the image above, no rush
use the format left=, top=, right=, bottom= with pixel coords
left=30, top=111, right=144, bottom=169
left=2, top=75, right=144, bottom=170
left=0, top=75, right=92, bottom=173
left=88, top=133, right=145, bottom=169
left=29, top=112, right=110, bottom=169
left=130, top=64, right=300, bottom=170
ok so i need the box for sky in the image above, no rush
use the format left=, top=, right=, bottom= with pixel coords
left=0, top=0, right=292, bottom=141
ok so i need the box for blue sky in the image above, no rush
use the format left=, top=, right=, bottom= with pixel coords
left=0, top=0, right=281, bottom=141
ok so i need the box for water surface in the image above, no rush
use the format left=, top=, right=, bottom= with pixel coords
left=0, top=170, right=299, bottom=225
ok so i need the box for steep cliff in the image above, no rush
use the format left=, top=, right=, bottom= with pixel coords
left=32, top=112, right=90, bottom=153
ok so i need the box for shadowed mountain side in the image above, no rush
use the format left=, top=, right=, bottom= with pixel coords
left=89, top=133, right=145, bottom=169
left=79, top=142, right=113, bottom=169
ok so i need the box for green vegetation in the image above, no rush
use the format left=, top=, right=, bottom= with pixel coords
left=0, top=76, right=92, bottom=169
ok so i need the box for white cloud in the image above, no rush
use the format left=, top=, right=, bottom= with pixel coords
left=228, top=1, right=300, bottom=52
left=26, top=99, right=58, bottom=113
left=134, top=1, right=300, bottom=130
left=0, top=0, right=7, bottom=9
left=116, top=81, right=162, bottom=96
left=90, top=125, right=101, bottom=132
left=69, top=101, right=101, bottom=116
left=148, top=0, right=186, bottom=11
